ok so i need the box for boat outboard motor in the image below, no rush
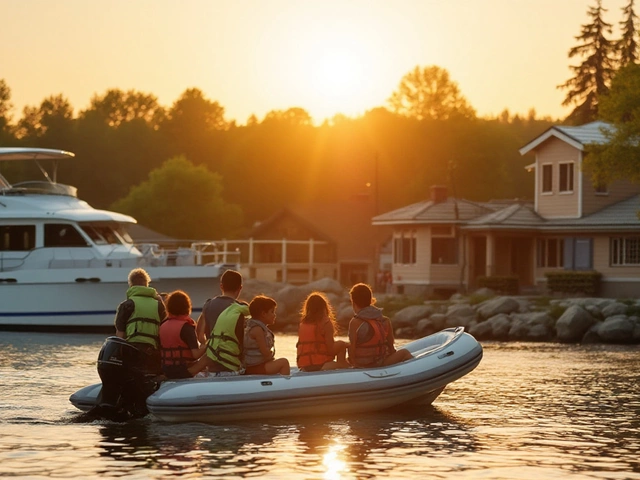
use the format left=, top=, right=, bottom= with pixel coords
left=92, top=336, right=161, bottom=421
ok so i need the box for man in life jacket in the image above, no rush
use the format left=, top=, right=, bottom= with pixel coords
left=196, top=269, right=244, bottom=344
left=347, top=283, right=413, bottom=368
left=159, top=290, right=206, bottom=379
left=188, top=296, right=249, bottom=377
left=114, top=267, right=166, bottom=372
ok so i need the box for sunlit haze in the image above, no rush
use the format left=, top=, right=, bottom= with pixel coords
left=1, top=0, right=631, bottom=124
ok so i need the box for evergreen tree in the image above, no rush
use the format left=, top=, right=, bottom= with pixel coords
left=558, top=0, right=617, bottom=125
left=618, top=0, right=639, bottom=66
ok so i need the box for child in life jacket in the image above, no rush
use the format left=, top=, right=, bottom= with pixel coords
left=296, top=292, right=350, bottom=372
left=159, top=290, right=206, bottom=379
left=348, top=283, right=413, bottom=368
left=243, top=295, right=290, bottom=375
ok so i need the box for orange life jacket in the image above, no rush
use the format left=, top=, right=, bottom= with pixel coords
left=297, top=319, right=334, bottom=369
left=351, top=317, right=389, bottom=368
left=159, top=315, right=197, bottom=367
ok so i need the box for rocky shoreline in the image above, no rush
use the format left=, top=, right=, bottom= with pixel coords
left=239, top=278, right=640, bottom=345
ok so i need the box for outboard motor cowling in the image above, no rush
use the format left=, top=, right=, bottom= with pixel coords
left=93, top=336, right=161, bottom=420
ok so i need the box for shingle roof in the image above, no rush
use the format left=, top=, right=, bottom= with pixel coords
left=372, top=197, right=496, bottom=225
left=519, top=121, right=614, bottom=155
left=464, top=203, right=544, bottom=229
left=541, top=194, right=640, bottom=230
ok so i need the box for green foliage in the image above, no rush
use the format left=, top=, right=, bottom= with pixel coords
left=584, top=63, right=640, bottom=185
left=111, top=156, right=243, bottom=240
left=558, top=0, right=617, bottom=124
left=476, top=276, right=519, bottom=295
left=388, top=65, right=476, bottom=121
left=547, top=303, right=568, bottom=320
left=625, top=304, right=640, bottom=317
left=544, top=270, right=602, bottom=296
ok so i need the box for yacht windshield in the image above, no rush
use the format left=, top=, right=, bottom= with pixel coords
left=80, top=223, right=125, bottom=245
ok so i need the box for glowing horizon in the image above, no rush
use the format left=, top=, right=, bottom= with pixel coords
left=1, top=0, right=632, bottom=125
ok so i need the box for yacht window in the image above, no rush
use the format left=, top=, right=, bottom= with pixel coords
left=114, top=225, right=133, bottom=244
left=80, top=224, right=124, bottom=245
left=44, top=224, right=89, bottom=247
left=0, top=225, right=36, bottom=251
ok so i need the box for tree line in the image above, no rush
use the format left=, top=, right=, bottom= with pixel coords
left=0, top=0, right=638, bottom=240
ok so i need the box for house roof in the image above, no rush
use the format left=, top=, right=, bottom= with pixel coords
left=372, top=197, right=497, bottom=225
left=519, top=121, right=613, bottom=155
left=540, top=194, right=640, bottom=231
left=463, top=203, right=544, bottom=229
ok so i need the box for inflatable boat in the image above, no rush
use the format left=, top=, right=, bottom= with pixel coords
left=70, top=327, right=482, bottom=423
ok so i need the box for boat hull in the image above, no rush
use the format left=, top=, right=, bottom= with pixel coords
left=0, top=268, right=220, bottom=329
left=70, top=328, right=483, bottom=422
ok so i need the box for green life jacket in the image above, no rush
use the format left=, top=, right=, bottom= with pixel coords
left=206, top=302, right=250, bottom=371
left=125, top=285, right=161, bottom=349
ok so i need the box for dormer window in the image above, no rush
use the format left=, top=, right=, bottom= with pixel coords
left=542, top=164, right=552, bottom=193
left=559, top=162, right=574, bottom=192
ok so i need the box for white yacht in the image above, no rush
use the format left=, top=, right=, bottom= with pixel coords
left=0, top=147, right=237, bottom=330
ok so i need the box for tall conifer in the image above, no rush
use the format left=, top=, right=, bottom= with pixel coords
left=558, top=0, right=617, bottom=124
left=618, top=0, right=639, bottom=66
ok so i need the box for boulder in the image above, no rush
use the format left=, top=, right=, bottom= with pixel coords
left=601, top=302, right=629, bottom=318
left=477, top=296, right=520, bottom=319
left=556, top=305, right=596, bottom=342
left=597, top=315, right=635, bottom=343
left=393, top=305, right=434, bottom=327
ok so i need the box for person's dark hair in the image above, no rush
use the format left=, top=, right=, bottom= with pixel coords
left=349, top=283, right=375, bottom=308
left=300, top=292, right=336, bottom=326
left=220, top=269, right=243, bottom=293
left=249, top=295, right=277, bottom=318
left=167, top=290, right=191, bottom=316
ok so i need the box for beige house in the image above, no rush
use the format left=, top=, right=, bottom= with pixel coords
left=373, top=121, right=640, bottom=297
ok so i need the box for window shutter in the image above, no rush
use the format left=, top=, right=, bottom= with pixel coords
left=574, top=238, right=593, bottom=270
left=563, top=237, right=574, bottom=269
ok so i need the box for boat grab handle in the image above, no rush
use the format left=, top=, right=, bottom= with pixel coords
left=438, top=350, right=454, bottom=359
left=364, top=370, right=400, bottom=379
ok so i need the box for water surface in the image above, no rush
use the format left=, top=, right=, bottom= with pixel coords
left=1, top=333, right=639, bottom=479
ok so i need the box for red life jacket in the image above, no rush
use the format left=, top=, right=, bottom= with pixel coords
left=351, top=317, right=389, bottom=367
left=297, top=319, right=333, bottom=369
left=159, top=315, right=197, bottom=367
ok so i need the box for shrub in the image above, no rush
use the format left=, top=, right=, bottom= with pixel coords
left=544, top=271, right=602, bottom=296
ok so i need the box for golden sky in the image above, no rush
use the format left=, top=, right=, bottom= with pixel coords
left=2, top=0, right=631, bottom=124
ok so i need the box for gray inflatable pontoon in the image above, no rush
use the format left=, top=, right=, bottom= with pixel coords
left=70, top=327, right=482, bottom=423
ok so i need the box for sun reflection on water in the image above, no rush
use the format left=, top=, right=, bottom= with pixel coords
left=323, top=443, right=348, bottom=480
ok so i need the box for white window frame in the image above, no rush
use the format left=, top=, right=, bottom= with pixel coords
left=559, top=162, right=574, bottom=193
left=541, top=163, right=553, bottom=194
left=611, top=237, right=640, bottom=266
left=393, top=230, right=417, bottom=265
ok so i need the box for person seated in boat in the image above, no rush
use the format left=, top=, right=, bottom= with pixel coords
left=347, top=283, right=413, bottom=368
left=159, top=290, right=207, bottom=379
left=243, top=295, right=290, bottom=375
left=296, top=292, right=349, bottom=372
left=196, top=269, right=244, bottom=344
left=114, top=267, right=166, bottom=373
left=187, top=296, right=250, bottom=377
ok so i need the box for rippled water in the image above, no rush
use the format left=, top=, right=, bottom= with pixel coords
left=1, top=332, right=639, bottom=479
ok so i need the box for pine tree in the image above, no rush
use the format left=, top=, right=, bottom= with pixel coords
left=618, top=0, right=639, bottom=66
left=558, top=0, right=617, bottom=125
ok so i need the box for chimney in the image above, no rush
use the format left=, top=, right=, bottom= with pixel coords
left=430, top=185, right=448, bottom=203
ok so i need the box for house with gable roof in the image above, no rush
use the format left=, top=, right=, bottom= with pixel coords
left=372, top=121, right=640, bottom=297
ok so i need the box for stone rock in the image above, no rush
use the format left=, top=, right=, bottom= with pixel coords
left=446, top=304, right=475, bottom=317
left=601, top=302, right=629, bottom=318
left=488, top=313, right=512, bottom=339
left=556, top=305, right=596, bottom=342
left=468, top=319, right=493, bottom=340
left=597, top=315, right=635, bottom=343
left=581, top=323, right=602, bottom=344
left=428, top=313, right=447, bottom=332
left=304, top=277, right=345, bottom=295
left=416, top=318, right=438, bottom=336
left=393, top=305, right=434, bottom=327
left=477, top=296, right=520, bottom=319
left=444, top=315, right=475, bottom=329
left=472, top=287, right=495, bottom=297
left=449, top=293, right=467, bottom=303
